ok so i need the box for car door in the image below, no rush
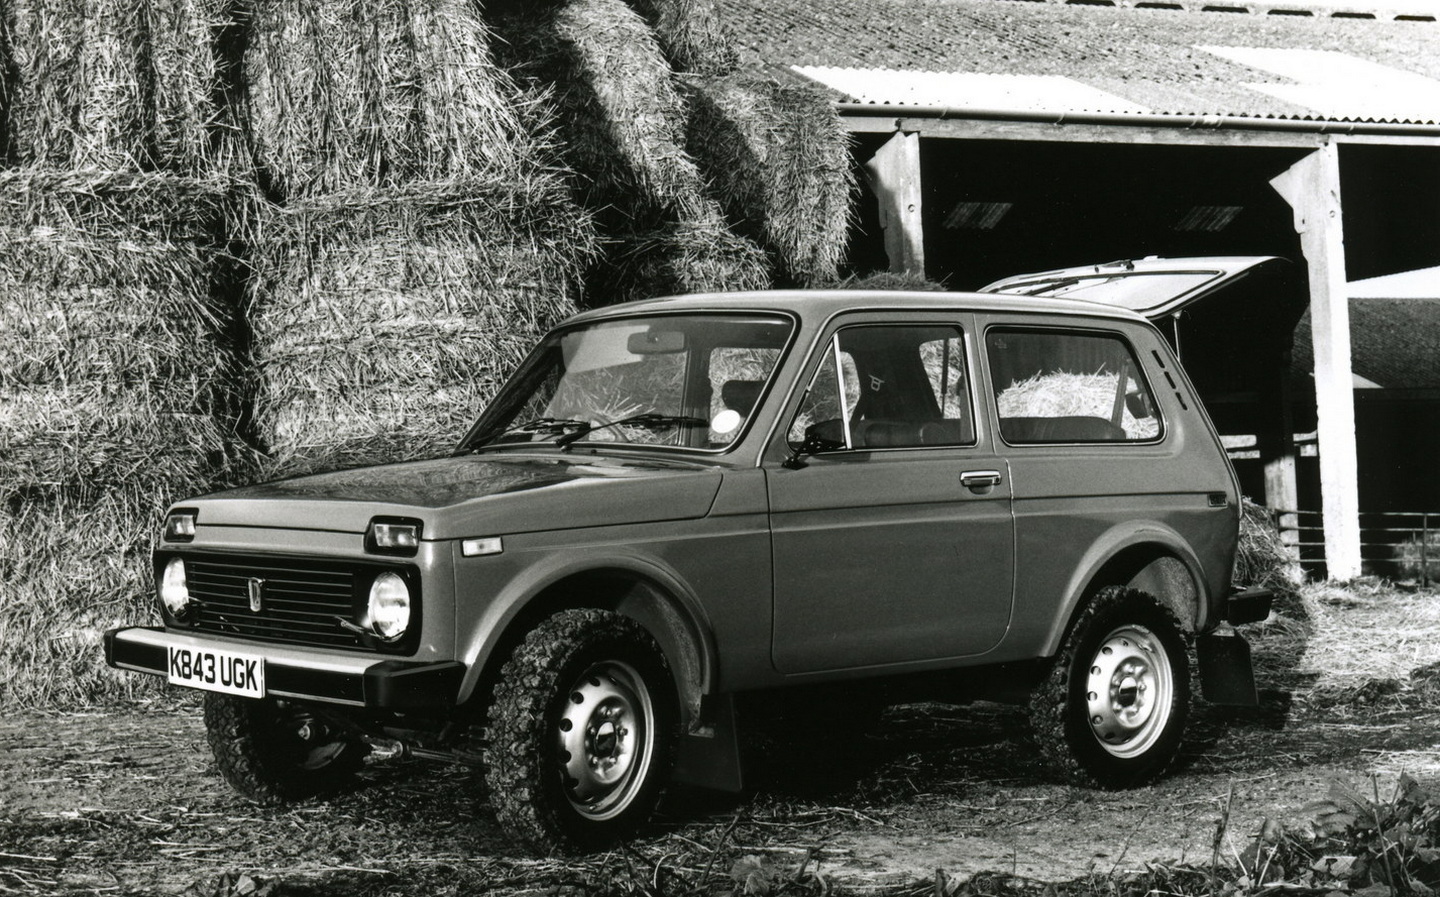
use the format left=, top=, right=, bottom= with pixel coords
left=767, top=316, right=1016, bottom=674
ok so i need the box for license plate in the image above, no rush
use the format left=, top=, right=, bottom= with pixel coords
left=167, top=645, right=265, bottom=698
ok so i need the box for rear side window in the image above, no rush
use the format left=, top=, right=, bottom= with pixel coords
left=985, top=328, right=1161, bottom=444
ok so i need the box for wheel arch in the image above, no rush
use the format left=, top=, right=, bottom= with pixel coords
left=1041, top=528, right=1211, bottom=658
left=459, top=556, right=716, bottom=725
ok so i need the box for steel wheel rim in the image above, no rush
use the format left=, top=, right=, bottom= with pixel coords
left=556, top=660, right=654, bottom=821
left=1083, top=624, right=1173, bottom=758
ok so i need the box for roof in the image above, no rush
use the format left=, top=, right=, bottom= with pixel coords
left=1349, top=265, right=1440, bottom=298
left=718, top=0, right=1440, bottom=124
left=1293, top=298, right=1440, bottom=388
left=567, top=289, right=1150, bottom=325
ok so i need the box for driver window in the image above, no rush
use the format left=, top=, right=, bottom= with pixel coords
left=787, top=325, right=974, bottom=451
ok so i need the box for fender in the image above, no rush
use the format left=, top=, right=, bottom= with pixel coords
left=454, top=545, right=720, bottom=717
left=1039, top=518, right=1211, bottom=658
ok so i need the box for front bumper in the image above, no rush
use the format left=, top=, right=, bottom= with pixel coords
left=105, top=627, right=463, bottom=712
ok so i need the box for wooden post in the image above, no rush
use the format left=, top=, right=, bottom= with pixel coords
left=1258, top=357, right=1300, bottom=557
left=863, top=131, right=925, bottom=275
left=1270, top=144, right=1362, bottom=580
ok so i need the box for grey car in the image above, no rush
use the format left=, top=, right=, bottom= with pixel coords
left=106, top=289, right=1271, bottom=852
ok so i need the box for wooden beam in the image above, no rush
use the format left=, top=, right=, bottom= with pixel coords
left=891, top=117, right=1326, bottom=149
left=863, top=132, right=925, bottom=275
left=845, top=116, right=903, bottom=134
left=1270, top=144, right=1362, bottom=580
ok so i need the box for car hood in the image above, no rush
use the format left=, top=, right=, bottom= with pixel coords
left=184, top=453, right=724, bottom=540
left=980, top=256, right=1284, bottom=320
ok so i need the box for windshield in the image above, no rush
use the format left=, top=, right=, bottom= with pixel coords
left=992, top=271, right=1220, bottom=310
left=465, top=313, right=794, bottom=452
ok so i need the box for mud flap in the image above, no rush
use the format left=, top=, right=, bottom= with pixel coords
left=671, top=693, right=744, bottom=792
left=1196, top=627, right=1259, bottom=706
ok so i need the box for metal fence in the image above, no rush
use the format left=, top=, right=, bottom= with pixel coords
left=1274, top=508, right=1440, bottom=584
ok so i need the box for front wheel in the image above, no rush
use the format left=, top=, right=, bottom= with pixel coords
left=1028, top=586, right=1190, bottom=788
left=484, top=609, right=677, bottom=853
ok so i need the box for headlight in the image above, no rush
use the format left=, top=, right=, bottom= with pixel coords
left=163, top=510, right=197, bottom=542
left=160, top=558, right=191, bottom=618
left=367, top=572, right=411, bottom=641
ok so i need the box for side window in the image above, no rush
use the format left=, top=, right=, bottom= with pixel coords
left=985, top=328, right=1161, bottom=444
left=788, top=325, right=975, bottom=450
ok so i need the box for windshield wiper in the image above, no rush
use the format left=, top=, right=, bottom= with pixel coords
left=555, top=413, right=709, bottom=450
left=461, top=417, right=589, bottom=453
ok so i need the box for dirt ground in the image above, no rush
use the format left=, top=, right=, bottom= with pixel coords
left=5, top=583, right=1440, bottom=897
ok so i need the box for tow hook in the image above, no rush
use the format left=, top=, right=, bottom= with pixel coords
left=359, top=735, right=411, bottom=765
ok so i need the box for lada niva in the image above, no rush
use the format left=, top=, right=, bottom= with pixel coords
left=106, top=289, right=1271, bottom=852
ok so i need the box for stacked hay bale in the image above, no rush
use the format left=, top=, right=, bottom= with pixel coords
left=0, top=172, right=241, bottom=708
left=625, top=0, right=739, bottom=76
left=683, top=72, right=854, bottom=287
left=0, top=0, right=241, bottom=708
left=0, top=0, right=227, bottom=171
left=493, top=0, right=770, bottom=303
left=240, top=0, right=597, bottom=477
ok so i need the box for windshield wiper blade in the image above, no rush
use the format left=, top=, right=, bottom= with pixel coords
left=555, top=413, right=709, bottom=450
left=461, top=417, right=589, bottom=452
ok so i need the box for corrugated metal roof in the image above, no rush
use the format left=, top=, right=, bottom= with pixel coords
left=719, top=0, right=1440, bottom=124
left=1294, top=298, right=1440, bottom=388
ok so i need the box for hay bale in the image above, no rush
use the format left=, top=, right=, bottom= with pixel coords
left=0, top=494, right=161, bottom=709
left=148, top=0, right=234, bottom=173
left=240, top=0, right=536, bottom=197
left=996, top=371, right=1159, bottom=440
left=597, top=212, right=770, bottom=303
left=0, top=169, right=244, bottom=711
left=840, top=271, right=947, bottom=291
left=0, top=169, right=242, bottom=503
left=248, top=174, right=597, bottom=478
left=494, top=0, right=709, bottom=222
left=0, top=0, right=226, bottom=171
left=1235, top=497, right=1302, bottom=600
left=684, top=72, right=853, bottom=287
left=624, top=0, right=738, bottom=75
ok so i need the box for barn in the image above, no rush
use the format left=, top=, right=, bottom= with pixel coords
left=718, top=0, right=1440, bottom=579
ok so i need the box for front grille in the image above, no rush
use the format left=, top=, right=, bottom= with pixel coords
left=180, top=554, right=401, bottom=652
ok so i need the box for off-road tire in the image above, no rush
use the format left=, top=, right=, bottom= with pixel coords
left=1028, top=586, right=1190, bottom=788
left=203, top=693, right=364, bottom=805
left=484, top=609, right=677, bottom=854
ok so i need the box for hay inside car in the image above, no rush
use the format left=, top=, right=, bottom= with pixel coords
left=106, top=288, right=1272, bottom=852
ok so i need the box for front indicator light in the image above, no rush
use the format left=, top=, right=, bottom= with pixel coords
left=462, top=536, right=503, bottom=557
left=367, top=572, right=411, bottom=642
left=160, top=558, right=191, bottom=618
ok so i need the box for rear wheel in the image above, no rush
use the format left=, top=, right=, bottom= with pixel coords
left=485, top=609, right=677, bottom=853
left=203, top=694, right=365, bottom=805
left=1028, top=586, right=1189, bottom=788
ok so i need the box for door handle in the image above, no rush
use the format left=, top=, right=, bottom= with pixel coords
left=960, top=470, right=1003, bottom=490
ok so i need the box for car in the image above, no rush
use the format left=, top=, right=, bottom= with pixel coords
left=106, top=288, right=1272, bottom=853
